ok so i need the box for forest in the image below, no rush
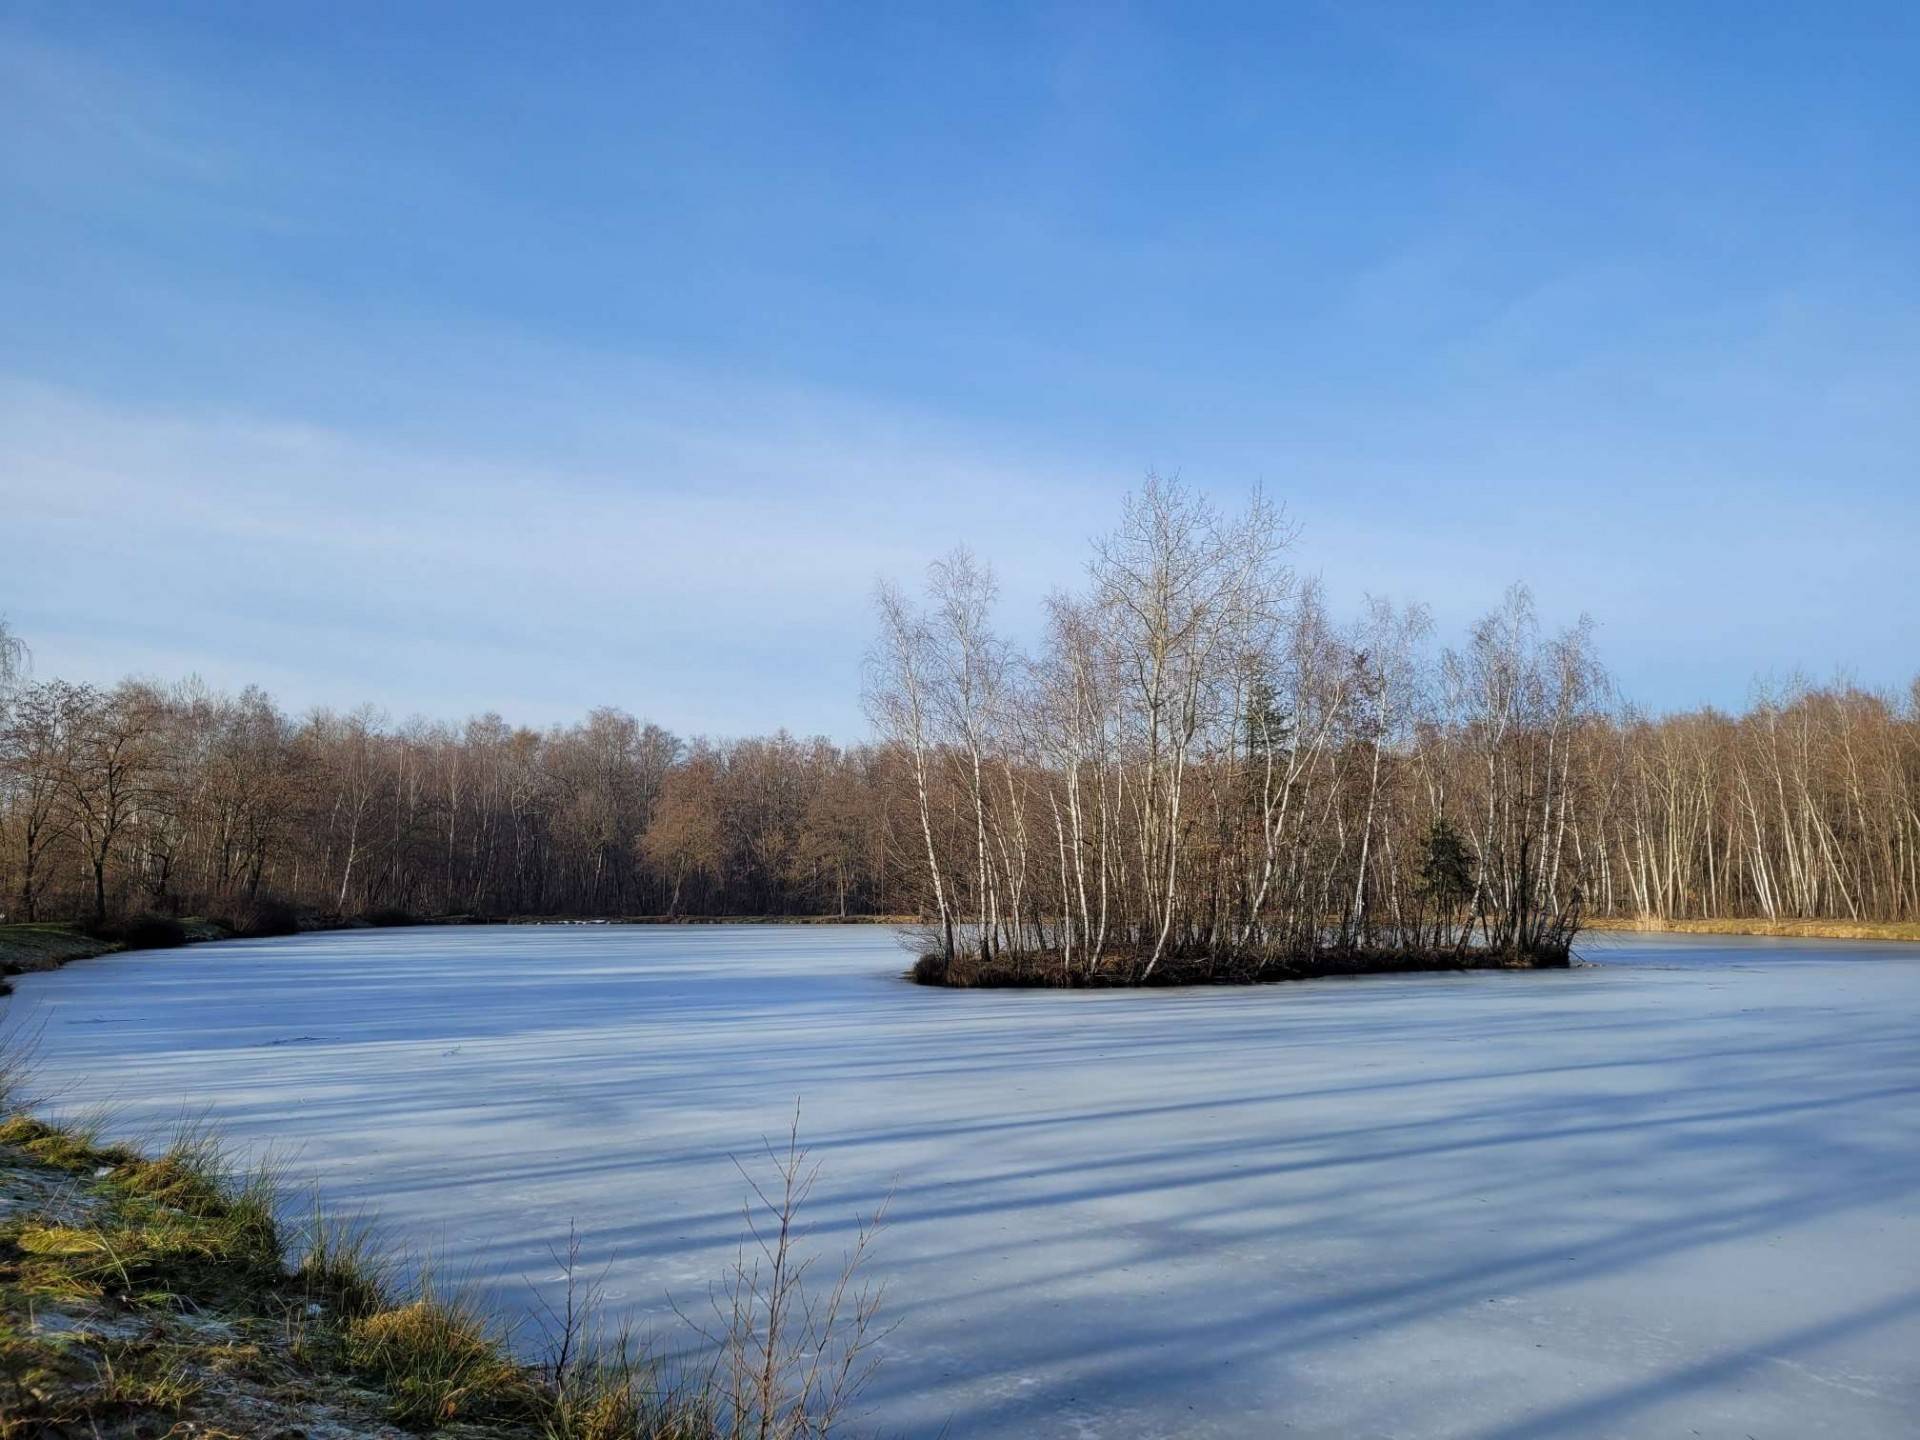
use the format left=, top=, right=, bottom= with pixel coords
left=2, top=481, right=1916, bottom=972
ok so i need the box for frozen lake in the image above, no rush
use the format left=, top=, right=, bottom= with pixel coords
left=6, top=925, right=1918, bottom=1438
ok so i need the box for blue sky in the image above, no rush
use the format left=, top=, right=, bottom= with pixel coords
left=3, top=2, right=1916, bottom=738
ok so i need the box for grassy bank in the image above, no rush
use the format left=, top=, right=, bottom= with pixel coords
left=0, top=917, right=243, bottom=996
left=0, top=1107, right=569, bottom=1438
left=1583, top=916, right=1920, bottom=943
left=0, top=1091, right=887, bottom=1438
left=912, top=944, right=1572, bottom=989
left=0, top=923, right=119, bottom=982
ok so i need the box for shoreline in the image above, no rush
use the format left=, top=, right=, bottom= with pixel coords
left=8, top=912, right=1911, bottom=998
left=0, top=913, right=917, bottom=993
left=1, top=1115, right=460, bottom=1438
left=1580, top=916, right=1920, bottom=943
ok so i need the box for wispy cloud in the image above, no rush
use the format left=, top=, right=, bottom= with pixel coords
left=3, top=9, right=1915, bottom=734
left=0, top=376, right=1119, bottom=736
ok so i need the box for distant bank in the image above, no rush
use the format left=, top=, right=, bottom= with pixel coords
left=8, top=912, right=1916, bottom=997
left=1581, top=916, right=1920, bottom=943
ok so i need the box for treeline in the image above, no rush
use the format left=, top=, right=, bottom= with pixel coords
left=866, top=480, right=1920, bottom=979
left=0, top=624, right=904, bottom=924
left=1594, top=683, right=1920, bottom=922
left=2, top=480, right=1916, bottom=951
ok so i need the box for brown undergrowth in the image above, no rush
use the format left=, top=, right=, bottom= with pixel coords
left=912, top=942, right=1572, bottom=988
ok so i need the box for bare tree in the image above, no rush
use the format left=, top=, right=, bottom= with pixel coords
left=56, top=681, right=164, bottom=924
left=1, top=681, right=76, bottom=921
left=866, top=580, right=956, bottom=964
left=0, top=617, right=26, bottom=706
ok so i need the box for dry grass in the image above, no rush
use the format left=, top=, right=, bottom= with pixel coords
left=0, top=1112, right=134, bottom=1172
left=294, top=1194, right=393, bottom=1322
left=0, top=1320, right=207, bottom=1436
left=90, top=1337, right=204, bottom=1412
left=1584, top=915, right=1920, bottom=943
left=346, top=1287, right=530, bottom=1425
left=1, top=1116, right=282, bottom=1312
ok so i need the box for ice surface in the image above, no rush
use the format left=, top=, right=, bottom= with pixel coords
left=6, top=925, right=1918, bottom=1438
